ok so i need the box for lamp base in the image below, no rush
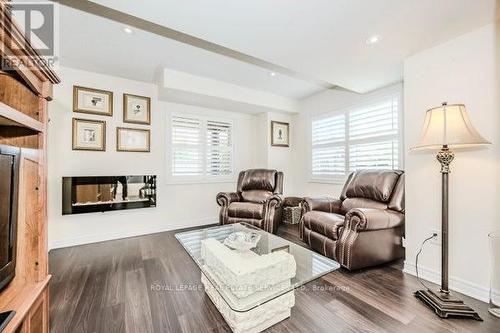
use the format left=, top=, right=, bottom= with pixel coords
left=415, top=289, right=482, bottom=321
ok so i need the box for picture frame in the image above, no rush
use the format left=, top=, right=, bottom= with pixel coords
left=271, top=121, right=290, bottom=147
left=116, top=127, right=151, bottom=152
left=123, top=93, right=151, bottom=125
left=73, top=86, right=113, bottom=116
left=72, top=118, right=106, bottom=151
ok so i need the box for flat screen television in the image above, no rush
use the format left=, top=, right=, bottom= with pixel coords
left=0, top=145, right=19, bottom=292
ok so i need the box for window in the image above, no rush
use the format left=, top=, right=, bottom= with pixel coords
left=170, top=114, right=233, bottom=182
left=311, top=95, right=401, bottom=182
left=206, top=120, right=232, bottom=177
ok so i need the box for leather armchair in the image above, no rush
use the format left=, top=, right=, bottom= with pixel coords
left=217, top=169, right=284, bottom=234
left=301, top=170, right=405, bottom=270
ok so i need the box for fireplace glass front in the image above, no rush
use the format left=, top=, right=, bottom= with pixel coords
left=62, top=175, right=156, bottom=215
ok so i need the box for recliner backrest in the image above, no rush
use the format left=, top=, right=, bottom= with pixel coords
left=340, top=170, right=405, bottom=214
left=236, top=169, right=283, bottom=203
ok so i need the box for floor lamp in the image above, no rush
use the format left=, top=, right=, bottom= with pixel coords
left=412, top=102, right=490, bottom=320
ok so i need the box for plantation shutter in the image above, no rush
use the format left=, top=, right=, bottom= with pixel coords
left=171, top=116, right=203, bottom=177
left=311, top=114, right=346, bottom=179
left=348, top=97, right=399, bottom=171
left=206, top=120, right=232, bottom=176
left=349, top=140, right=399, bottom=170
left=170, top=115, right=233, bottom=180
left=311, top=95, right=401, bottom=182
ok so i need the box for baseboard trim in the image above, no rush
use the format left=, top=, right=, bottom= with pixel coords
left=48, top=216, right=218, bottom=250
left=403, top=261, right=490, bottom=303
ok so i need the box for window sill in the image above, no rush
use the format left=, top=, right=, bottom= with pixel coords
left=166, top=178, right=237, bottom=185
left=308, top=179, right=346, bottom=185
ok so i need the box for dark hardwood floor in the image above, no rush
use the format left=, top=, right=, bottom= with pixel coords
left=49, top=224, right=499, bottom=333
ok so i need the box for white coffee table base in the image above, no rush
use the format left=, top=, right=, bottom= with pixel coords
left=201, top=274, right=295, bottom=333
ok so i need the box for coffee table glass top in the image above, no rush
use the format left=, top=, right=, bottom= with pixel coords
left=175, top=223, right=340, bottom=312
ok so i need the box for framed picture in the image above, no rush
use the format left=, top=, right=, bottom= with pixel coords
left=72, top=118, right=106, bottom=151
left=271, top=121, right=290, bottom=147
left=116, top=127, right=150, bottom=152
left=73, top=86, right=113, bottom=116
left=123, top=93, right=151, bottom=125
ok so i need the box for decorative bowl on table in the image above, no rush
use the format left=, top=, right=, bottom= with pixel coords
left=223, top=231, right=261, bottom=252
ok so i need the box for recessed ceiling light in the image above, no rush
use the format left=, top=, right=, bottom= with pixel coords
left=269, top=72, right=276, bottom=77
left=123, top=27, right=134, bottom=34
left=366, top=35, right=381, bottom=45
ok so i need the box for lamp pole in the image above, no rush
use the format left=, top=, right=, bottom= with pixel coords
left=436, top=144, right=454, bottom=293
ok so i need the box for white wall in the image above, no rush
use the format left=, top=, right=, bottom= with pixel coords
left=48, top=67, right=262, bottom=249
left=254, top=111, right=299, bottom=196
left=295, top=83, right=403, bottom=197
left=403, top=23, right=500, bottom=301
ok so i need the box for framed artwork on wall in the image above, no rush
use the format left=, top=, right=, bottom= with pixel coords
left=116, top=127, right=151, bottom=152
left=73, top=86, right=113, bottom=116
left=123, top=93, right=151, bottom=125
left=271, top=121, right=290, bottom=147
left=72, top=118, right=106, bottom=151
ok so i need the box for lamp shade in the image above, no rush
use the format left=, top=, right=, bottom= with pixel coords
left=412, top=103, right=491, bottom=150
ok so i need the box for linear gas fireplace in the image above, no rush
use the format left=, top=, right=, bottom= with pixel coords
left=62, top=175, right=156, bottom=215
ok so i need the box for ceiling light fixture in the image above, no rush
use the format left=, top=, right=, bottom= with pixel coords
left=366, top=35, right=381, bottom=45
left=269, top=72, right=276, bottom=77
left=123, top=27, right=134, bottom=34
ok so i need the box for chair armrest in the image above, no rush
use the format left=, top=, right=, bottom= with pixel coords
left=216, top=192, right=241, bottom=206
left=265, top=194, right=284, bottom=208
left=263, top=194, right=284, bottom=234
left=345, top=208, right=404, bottom=232
left=264, top=194, right=284, bottom=214
left=302, top=197, right=342, bottom=214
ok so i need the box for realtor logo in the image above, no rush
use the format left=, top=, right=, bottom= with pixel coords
left=1, top=1, right=59, bottom=70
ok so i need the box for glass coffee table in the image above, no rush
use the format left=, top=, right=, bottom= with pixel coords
left=175, top=223, right=339, bottom=332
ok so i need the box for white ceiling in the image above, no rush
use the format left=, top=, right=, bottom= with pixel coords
left=58, top=6, right=323, bottom=99
left=58, top=0, right=497, bottom=98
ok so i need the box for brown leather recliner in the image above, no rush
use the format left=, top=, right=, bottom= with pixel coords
left=217, top=169, right=284, bottom=234
left=301, top=170, right=405, bottom=270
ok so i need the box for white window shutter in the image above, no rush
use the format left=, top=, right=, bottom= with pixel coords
left=349, top=99, right=399, bottom=141
left=171, top=116, right=203, bottom=177
left=311, top=114, right=346, bottom=179
left=310, top=95, right=401, bottom=182
left=349, top=140, right=399, bottom=171
left=170, top=115, right=233, bottom=181
left=312, top=146, right=346, bottom=178
left=312, top=114, right=345, bottom=145
left=348, top=97, right=399, bottom=170
left=206, top=120, right=232, bottom=176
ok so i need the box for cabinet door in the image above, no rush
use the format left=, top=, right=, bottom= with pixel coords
left=28, top=289, right=47, bottom=333
left=14, top=321, right=27, bottom=333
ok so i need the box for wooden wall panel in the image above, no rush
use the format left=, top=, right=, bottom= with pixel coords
left=21, top=157, right=41, bottom=284
left=0, top=73, right=40, bottom=121
left=36, top=97, right=48, bottom=278
left=9, top=152, right=40, bottom=289
left=28, top=289, right=47, bottom=333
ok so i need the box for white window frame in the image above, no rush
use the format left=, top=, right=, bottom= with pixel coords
left=309, top=93, right=404, bottom=184
left=167, top=113, right=235, bottom=184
